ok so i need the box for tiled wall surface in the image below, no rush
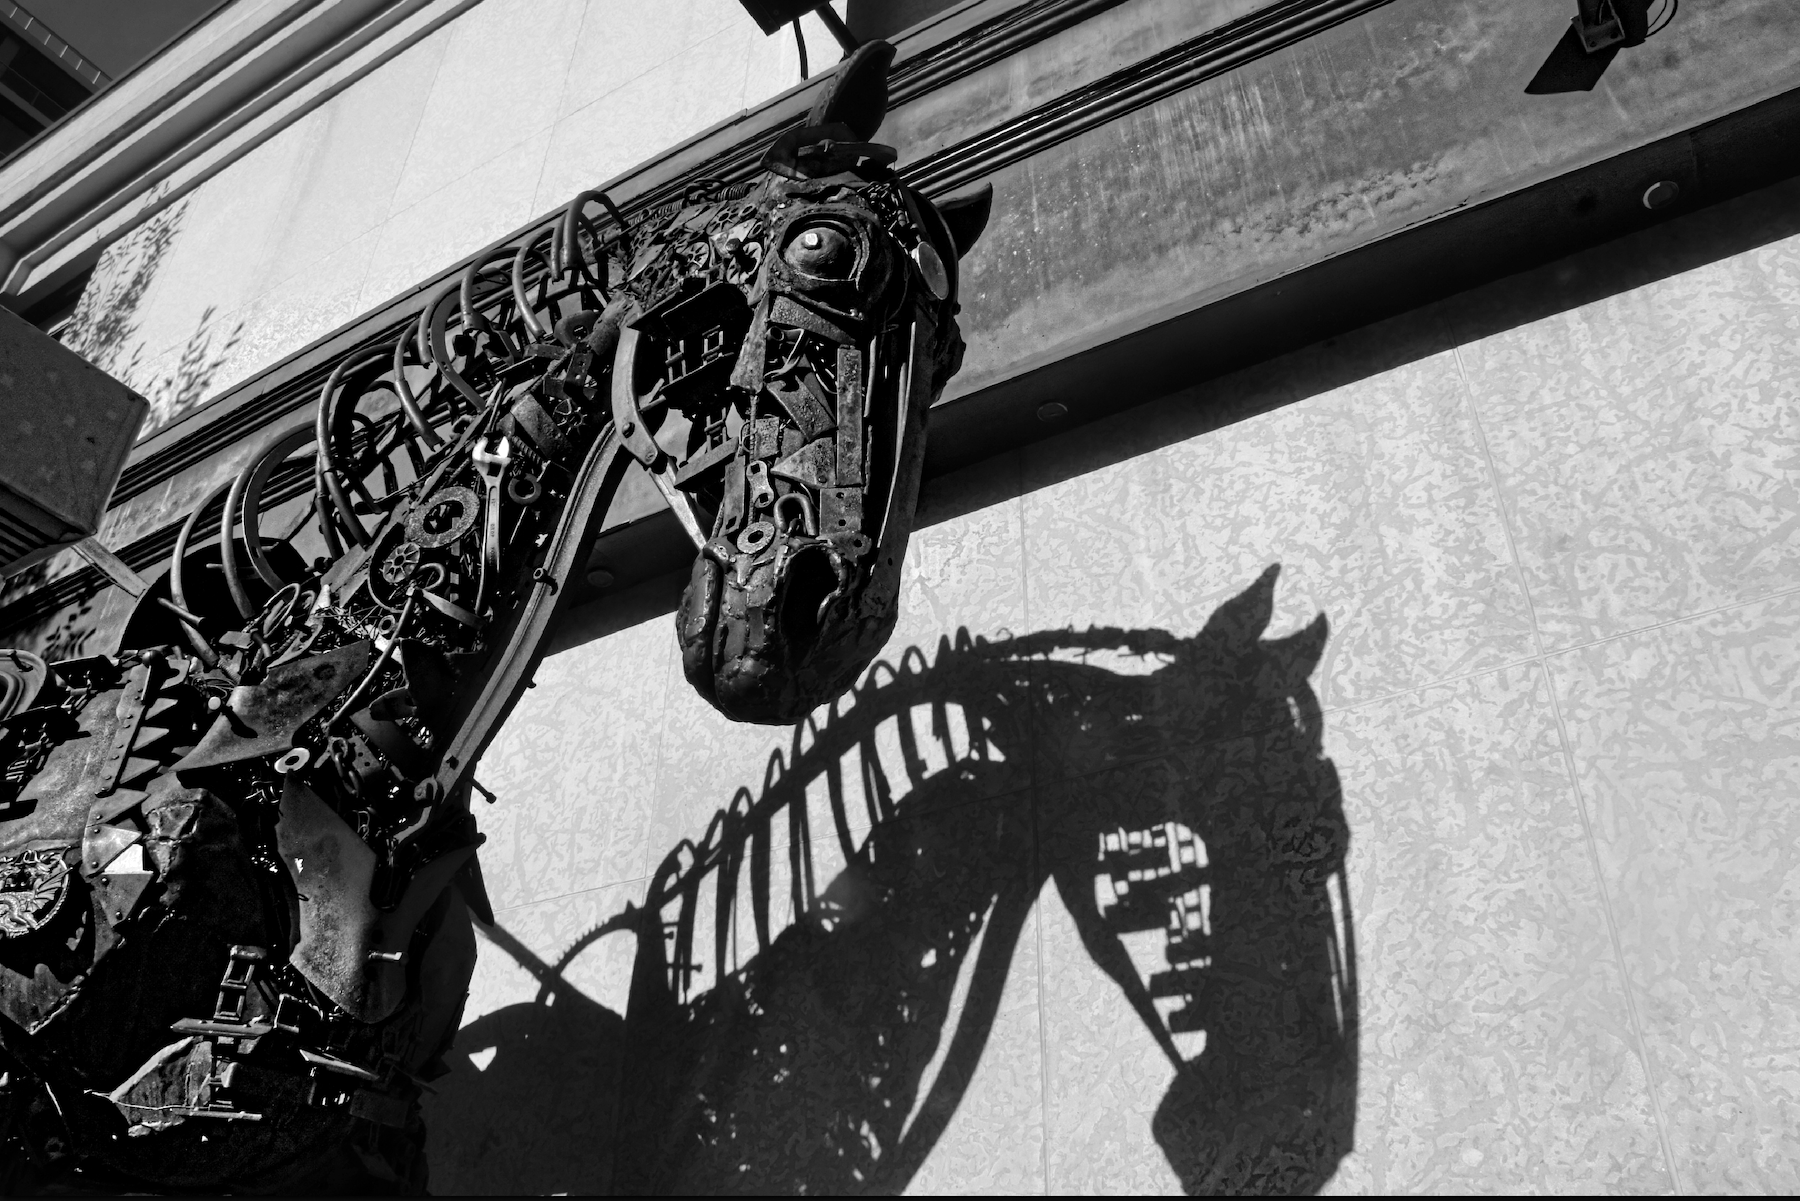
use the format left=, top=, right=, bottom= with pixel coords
left=419, top=176, right=1800, bottom=1193
left=58, top=0, right=849, bottom=431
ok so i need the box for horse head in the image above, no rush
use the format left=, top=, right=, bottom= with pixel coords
left=610, top=42, right=992, bottom=723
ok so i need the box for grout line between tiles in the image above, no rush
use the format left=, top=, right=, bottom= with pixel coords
left=1450, top=342, right=1685, bottom=1194
left=1538, top=580, right=1800, bottom=662
left=490, top=873, right=654, bottom=919
left=366, top=24, right=453, bottom=267
left=1015, top=449, right=1052, bottom=1196
left=336, top=25, right=449, bottom=313
left=541, top=0, right=595, bottom=170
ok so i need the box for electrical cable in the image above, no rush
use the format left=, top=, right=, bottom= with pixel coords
left=1646, top=0, right=1678, bottom=38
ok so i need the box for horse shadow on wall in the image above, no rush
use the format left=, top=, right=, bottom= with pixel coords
left=426, top=566, right=1357, bottom=1196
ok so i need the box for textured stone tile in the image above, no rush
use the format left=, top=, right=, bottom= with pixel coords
left=1550, top=592, right=1800, bottom=1193
left=1019, top=336, right=1534, bottom=725
left=357, top=128, right=553, bottom=312
left=1324, top=663, right=1670, bottom=1194
left=645, top=641, right=813, bottom=877
left=253, top=32, right=446, bottom=292
left=533, top=21, right=781, bottom=214
left=620, top=790, right=1044, bottom=1195
left=1456, top=227, right=1800, bottom=649
left=741, top=5, right=840, bottom=111
left=473, top=613, right=672, bottom=909
left=556, top=0, right=743, bottom=123
left=385, top=0, right=585, bottom=215
left=901, top=449, right=1030, bottom=650
left=204, top=231, right=377, bottom=402
left=425, top=881, right=644, bottom=1196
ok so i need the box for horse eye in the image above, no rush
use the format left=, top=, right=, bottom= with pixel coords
left=783, top=223, right=854, bottom=277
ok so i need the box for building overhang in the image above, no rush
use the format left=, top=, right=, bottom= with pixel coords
left=0, top=0, right=490, bottom=310
left=5, top=0, right=1800, bottom=643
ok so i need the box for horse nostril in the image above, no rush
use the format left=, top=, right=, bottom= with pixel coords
left=784, top=223, right=853, bottom=277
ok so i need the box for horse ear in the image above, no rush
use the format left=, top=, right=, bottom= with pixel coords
left=1201, top=564, right=1280, bottom=649
left=806, top=39, right=896, bottom=141
left=937, top=184, right=993, bottom=259
left=1265, top=612, right=1329, bottom=687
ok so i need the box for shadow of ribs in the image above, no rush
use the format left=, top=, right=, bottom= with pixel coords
left=603, top=587, right=1356, bottom=1194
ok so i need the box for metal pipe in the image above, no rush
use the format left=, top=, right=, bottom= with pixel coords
left=511, top=227, right=556, bottom=339
left=314, top=348, right=391, bottom=548
left=557, top=190, right=631, bottom=281
left=155, top=597, right=206, bottom=626
left=239, top=422, right=323, bottom=590
left=390, top=328, right=444, bottom=449
left=420, top=280, right=486, bottom=411
left=220, top=460, right=257, bottom=620
left=814, top=4, right=858, bottom=53
left=312, top=464, right=345, bottom=559
left=168, top=483, right=228, bottom=668
left=325, top=586, right=418, bottom=733
left=459, top=247, right=522, bottom=361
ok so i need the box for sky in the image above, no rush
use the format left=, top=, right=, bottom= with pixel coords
left=19, top=0, right=222, bottom=80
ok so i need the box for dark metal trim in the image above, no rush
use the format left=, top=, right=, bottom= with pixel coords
left=904, top=0, right=1398, bottom=196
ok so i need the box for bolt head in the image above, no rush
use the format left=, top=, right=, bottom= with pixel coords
left=1642, top=180, right=1680, bottom=210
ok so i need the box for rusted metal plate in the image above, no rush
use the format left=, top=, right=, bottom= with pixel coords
left=275, top=778, right=480, bottom=1024
left=275, top=778, right=380, bottom=1020
left=173, top=641, right=371, bottom=771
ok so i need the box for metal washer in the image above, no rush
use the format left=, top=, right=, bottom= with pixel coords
left=403, top=485, right=481, bottom=549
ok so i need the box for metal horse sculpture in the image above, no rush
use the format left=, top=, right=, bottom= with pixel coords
left=0, top=41, right=987, bottom=1193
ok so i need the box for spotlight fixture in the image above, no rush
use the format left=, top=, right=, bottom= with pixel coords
left=1571, top=0, right=1654, bottom=54
left=737, top=1, right=858, bottom=50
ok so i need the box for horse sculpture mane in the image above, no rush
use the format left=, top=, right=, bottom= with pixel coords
left=0, top=41, right=987, bottom=1192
